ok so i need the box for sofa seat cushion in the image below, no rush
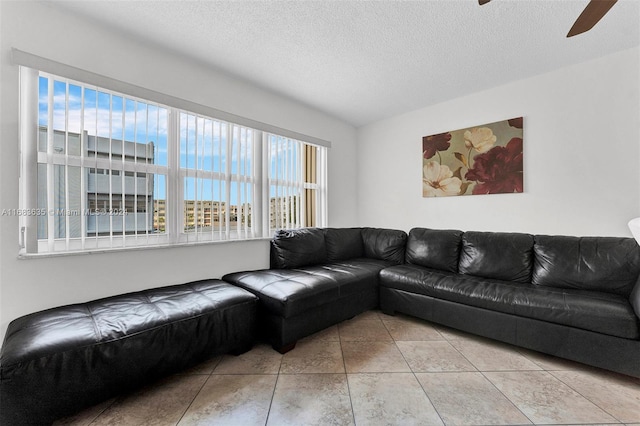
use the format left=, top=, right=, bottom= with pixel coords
left=380, top=265, right=639, bottom=339
left=224, top=258, right=392, bottom=318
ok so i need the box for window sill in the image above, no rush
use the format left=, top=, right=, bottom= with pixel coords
left=17, top=237, right=272, bottom=259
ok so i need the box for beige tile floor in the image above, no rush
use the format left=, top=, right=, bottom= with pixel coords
left=55, top=311, right=640, bottom=426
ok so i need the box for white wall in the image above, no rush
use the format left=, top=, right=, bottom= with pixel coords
left=0, top=2, right=358, bottom=341
left=357, top=46, right=640, bottom=238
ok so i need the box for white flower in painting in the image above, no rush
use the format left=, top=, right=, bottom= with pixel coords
left=463, top=127, right=496, bottom=153
left=423, top=161, right=462, bottom=197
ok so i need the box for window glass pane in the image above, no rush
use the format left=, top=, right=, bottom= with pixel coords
left=155, top=108, right=168, bottom=167
left=96, top=91, right=110, bottom=138
left=183, top=176, right=195, bottom=231
left=67, top=166, right=82, bottom=238
left=215, top=180, right=227, bottom=232
left=230, top=127, right=240, bottom=175
left=37, top=163, right=47, bottom=239
left=214, top=121, right=227, bottom=173
left=68, top=84, right=82, bottom=135
left=83, top=88, right=97, bottom=146
left=68, top=132, right=81, bottom=157
left=202, top=117, right=212, bottom=172
left=111, top=95, right=124, bottom=157
left=141, top=173, right=154, bottom=234
left=153, top=174, right=166, bottom=233
left=53, top=164, right=65, bottom=238
left=180, top=112, right=187, bottom=169
left=124, top=98, right=136, bottom=143
left=135, top=101, right=147, bottom=148
left=183, top=177, right=226, bottom=233
left=180, top=113, right=196, bottom=169
left=38, top=76, right=48, bottom=130
left=52, top=80, right=66, bottom=134
left=38, top=126, right=47, bottom=153
left=233, top=180, right=253, bottom=229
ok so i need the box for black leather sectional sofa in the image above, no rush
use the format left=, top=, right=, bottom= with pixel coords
left=224, top=227, right=640, bottom=379
left=2, top=226, right=639, bottom=424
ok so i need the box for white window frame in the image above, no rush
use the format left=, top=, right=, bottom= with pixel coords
left=16, top=57, right=329, bottom=256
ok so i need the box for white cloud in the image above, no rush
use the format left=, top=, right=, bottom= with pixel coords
left=45, top=103, right=168, bottom=143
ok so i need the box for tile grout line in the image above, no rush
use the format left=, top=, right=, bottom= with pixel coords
left=438, top=331, right=479, bottom=374
left=174, top=366, right=215, bottom=426
left=338, top=328, right=358, bottom=426
left=477, top=369, right=537, bottom=426
left=389, top=315, right=542, bottom=426
left=547, top=369, right=626, bottom=424
left=85, top=398, right=118, bottom=426
left=381, top=313, right=448, bottom=426
left=263, top=343, right=285, bottom=426
left=441, top=329, right=539, bottom=426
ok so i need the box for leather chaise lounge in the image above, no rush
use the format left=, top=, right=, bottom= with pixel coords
left=0, top=279, right=257, bottom=425
left=223, top=227, right=407, bottom=352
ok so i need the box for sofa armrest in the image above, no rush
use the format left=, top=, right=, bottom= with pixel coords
left=630, top=275, right=640, bottom=320
left=270, top=228, right=327, bottom=269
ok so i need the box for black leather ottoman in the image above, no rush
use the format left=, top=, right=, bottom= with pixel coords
left=0, top=279, right=257, bottom=425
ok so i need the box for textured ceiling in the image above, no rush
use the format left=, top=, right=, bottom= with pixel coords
left=47, top=0, right=640, bottom=127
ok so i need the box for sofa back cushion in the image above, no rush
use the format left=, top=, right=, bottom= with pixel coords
left=361, top=228, right=407, bottom=264
left=270, top=228, right=327, bottom=269
left=459, top=231, right=534, bottom=283
left=532, top=235, right=640, bottom=296
left=406, top=228, right=463, bottom=272
left=324, top=228, right=364, bottom=262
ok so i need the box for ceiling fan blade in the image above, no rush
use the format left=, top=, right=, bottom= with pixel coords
left=567, top=0, right=618, bottom=37
left=478, top=0, right=492, bottom=5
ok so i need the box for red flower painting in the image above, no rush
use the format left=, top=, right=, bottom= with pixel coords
left=466, top=137, right=523, bottom=194
left=422, top=132, right=452, bottom=160
left=508, top=117, right=523, bottom=129
left=422, top=117, right=523, bottom=197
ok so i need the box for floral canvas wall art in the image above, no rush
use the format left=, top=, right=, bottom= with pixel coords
left=422, top=117, right=523, bottom=197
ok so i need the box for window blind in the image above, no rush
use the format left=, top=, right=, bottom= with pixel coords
left=18, top=67, right=328, bottom=255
